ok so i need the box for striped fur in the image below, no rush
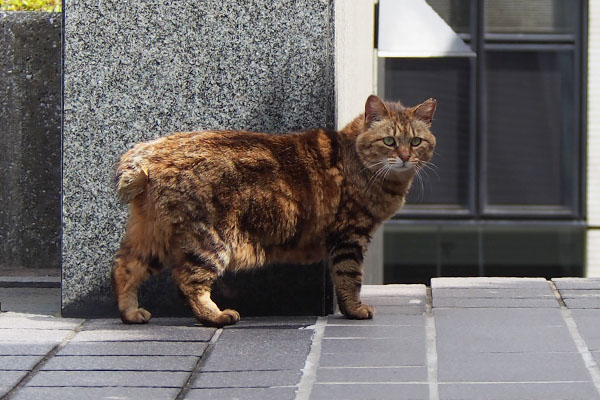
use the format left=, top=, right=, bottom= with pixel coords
left=112, top=95, right=437, bottom=326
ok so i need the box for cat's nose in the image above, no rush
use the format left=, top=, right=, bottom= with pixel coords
left=399, top=154, right=410, bottom=162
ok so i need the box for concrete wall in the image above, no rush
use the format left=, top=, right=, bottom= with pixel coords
left=588, top=0, right=600, bottom=276
left=62, top=1, right=337, bottom=317
left=0, top=12, right=61, bottom=271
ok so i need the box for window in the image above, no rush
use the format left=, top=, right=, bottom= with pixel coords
left=378, top=0, right=586, bottom=282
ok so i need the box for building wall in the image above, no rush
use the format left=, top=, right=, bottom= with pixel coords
left=588, top=0, right=600, bottom=276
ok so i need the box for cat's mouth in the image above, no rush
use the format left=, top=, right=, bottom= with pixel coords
left=388, top=160, right=414, bottom=171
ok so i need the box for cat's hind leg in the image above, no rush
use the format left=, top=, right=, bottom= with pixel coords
left=172, top=249, right=239, bottom=327
left=111, top=242, right=156, bottom=324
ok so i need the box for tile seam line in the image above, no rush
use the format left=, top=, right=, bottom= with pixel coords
left=426, top=287, right=440, bottom=400
left=174, top=327, right=223, bottom=400
left=295, top=315, right=327, bottom=400
left=0, top=318, right=88, bottom=400
left=550, top=280, right=600, bottom=395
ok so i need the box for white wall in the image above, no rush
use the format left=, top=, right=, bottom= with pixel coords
left=588, top=0, right=600, bottom=276
left=334, top=0, right=383, bottom=283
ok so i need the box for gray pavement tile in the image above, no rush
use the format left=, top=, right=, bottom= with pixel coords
left=201, top=353, right=307, bottom=372
left=438, top=382, right=600, bottom=400
left=316, top=366, right=427, bottom=383
left=553, top=278, right=600, bottom=290
left=0, top=342, right=56, bottom=356
left=218, top=327, right=314, bottom=343
left=321, top=337, right=425, bottom=355
left=324, top=325, right=424, bottom=339
left=0, top=328, right=74, bottom=343
left=437, top=352, right=589, bottom=382
left=0, top=355, right=43, bottom=371
left=185, top=387, right=297, bottom=400
left=192, top=369, right=301, bottom=388
left=327, top=313, right=425, bottom=326
left=11, top=386, right=180, bottom=400
left=207, top=339, right=311, bottom=357
left=234, top=316, right=316, bottom=327
left=84, top=317, right=199, bottom=328
left=310, top=383, right=428, bottom=400
left=432, top=277, right=550, bottom=289
left=432, top=297, right=559, bottom=308
left=26, top=370, right=190, bottom=388
left=41, top=355, right=199, bottom=371
left=0, top=314, right=83, bottom=329
left=72, top=325, right=215, bottom=342
left=57, top=341, right=208, bottom=356
left=564, top=298, right=600, bottom=309
left=0, top=288, right=60, bottom=315
left=558, top=289, right=600, bottom=298
left=362, top=284, right=427, bottom=297
left=0, top=370, right=27, bottom=387
left=320, top=350, right=426, bottom=367
left=433, top=308, right=566, bottom=328
left=370, top=304, right=426, bottom=315
left=432, top=288, right=555, bottom=299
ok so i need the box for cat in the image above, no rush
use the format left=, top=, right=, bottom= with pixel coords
left=111, top=94, right=437, bottom=327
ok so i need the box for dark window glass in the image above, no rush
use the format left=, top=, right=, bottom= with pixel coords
left=382, top=58, right=471, bottom=210
left=485, top=50, right=576, bottom=211
left=485, top=0, right=576, bottom=34
left=426, top=0, right=471, bottom=34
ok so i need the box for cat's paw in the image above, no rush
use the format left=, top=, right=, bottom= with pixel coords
left=121, top=307, right=152, bottom=324
left=344, top=303, right=375, bottom=320
left=207, top=309, right=240, bottom=327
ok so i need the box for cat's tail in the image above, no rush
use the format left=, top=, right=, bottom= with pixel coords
left=115, top=145, right=151, bottom=203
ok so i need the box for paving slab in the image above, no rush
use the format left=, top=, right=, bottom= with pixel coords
left=316, top=366, right=427, bottom=383
left=558, top=289, right=600, bottom=298
left=327, top=313, right=425, bottom=326
left=433, top=307, right=566, bottom=328
left=41, top=355, right=199, bottom=371
left=72, top=325, right=215, bottom=342
left=10, top=386, right=180, bottom=400
left=320, top=349, right=426, bottom=367
left=0, top=342, right=57, bottom=356
left=0, top=370, right=28, bottom=389
left=438, top=382, right=600, bottom=400
left=0, top=288, right=61, bottom=315
left=0, top=355, right=43, bottom=371
left=433, top=297, right=559, bottom=308
left=185, top=387, right=297, bottom=400
left=432, top=277, right=550, bottom=289
left=0, top=313, right=83, bottom=329
left=192, top=369, right=301, bottom=388
left=200, top=352, right=308, bottom=372
left=321, top=337, right=425, bottom=354
left=437, top=352, right=589, bottom=382
left=310, top=383, right=429, bottom=400
left=432, top=287, right=556, bottom=299
left=324, top=325, right=424, bottom=339
left=26, top=370, right=190, bottom=387
left=0, top=328, right=74, bottom=343
left=564, top=298, right=600, bottom=309
left=56, top=341, right=208, bottom=356
left=553, top=278, right=600, bottom=290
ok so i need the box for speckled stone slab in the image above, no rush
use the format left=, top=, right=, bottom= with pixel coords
left=62, top=1, right=335, bottom=317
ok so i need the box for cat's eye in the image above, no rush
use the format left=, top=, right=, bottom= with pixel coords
left=383, top=136, right=395, bottom=146
left=410, top=137, right=422, bottom=147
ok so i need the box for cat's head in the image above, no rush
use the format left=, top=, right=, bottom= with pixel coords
left=356, top=95, right=437, bottom=176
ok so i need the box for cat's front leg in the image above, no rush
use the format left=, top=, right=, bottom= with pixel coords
left=329, top=240, right=374, bottom=319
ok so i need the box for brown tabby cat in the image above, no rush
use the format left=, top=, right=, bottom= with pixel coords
left=112, top=95, right=437, bottom=327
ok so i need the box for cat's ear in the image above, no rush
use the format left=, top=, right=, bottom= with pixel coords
left=411, top=98, right=437, bottom=127
left=365, top=95, right=390, bottom=127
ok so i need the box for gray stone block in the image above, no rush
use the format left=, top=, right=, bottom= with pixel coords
left=438, top=382, right=600, bottom=400
left=57, top=341, right=208, bottom=356
left=11, top=387, right=180, bottom=400
left=0, top=314, right=82, bottom=330
left=0, top=329, right=73, bottom=344
left=558, top=289, right=600, bottom=298
left=0, top=356, right=42, bottom=371
left=62, top=0, right=336, bottom=318
left=0, top=288, right=60, bottom=315
left=0, top=343, right=56, bottom=356
left=310, top=383, right=428, bottom=400
left=0, top=12, right=62, bottom=272
left=553, top=278, right=600, bottom=290
left=327, top=313, right=425, bottom=326
left=192, top=369, right=301, bottom=388
left=321, top=337, right=425, bottom=354
left=26, top=370, right=189, bottom=388
left=218, top=327, right=314, bottom=343
left=433, top=307, right=566, bottom=328
left=316, top=366, right=427, bottom=383
left=201, top=353, right=308, bottom=372
left=324, top=325, right=424, bottom=339
left=319, top=350, right=426, bottom=368
left=432, top=287, right=556, bottom=299
left=433, top=297, right=559, bottom=308
left=570, top=309, right=600, bottom=349
left=437, top=352, right=589, bottom=382
left=185, top=387, right=297, bottom=400
left=207, top=340, right=311, bottom=357
left=72, top=325, right=215, bottom=342
left=41, top=355, right=199, bottom=372
left=432, top=277, right=550, bottom=289
left=564, top=298, right=600, bottom=309
left=234, top=316, right=317, bottom=327
left=0, top=370, right=28, bottom=387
